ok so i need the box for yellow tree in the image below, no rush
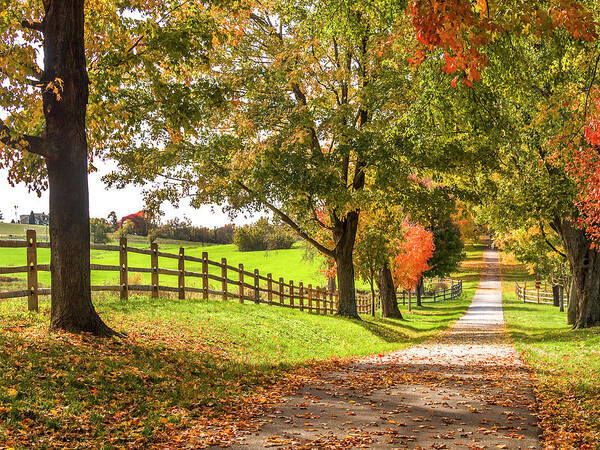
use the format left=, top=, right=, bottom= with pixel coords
left=0, top=0, right=207, bottom=334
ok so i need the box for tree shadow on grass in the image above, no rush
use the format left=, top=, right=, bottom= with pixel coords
left=345, top=306, right=469, bottom=344
left=0, top=321, right=312, bottom=448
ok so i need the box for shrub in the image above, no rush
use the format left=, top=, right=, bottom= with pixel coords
left=90, top=218, right=112, bottom=244
left=119, top=221, right=136, bottom=238
left=151, top=218, right=235, bottom=244
left=233, top=218, right=295, bottom=251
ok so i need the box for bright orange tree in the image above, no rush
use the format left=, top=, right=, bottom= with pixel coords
left=391, top=220, right=435, bottom=291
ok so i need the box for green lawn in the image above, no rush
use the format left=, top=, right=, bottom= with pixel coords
left=501, top=257, right=600, bottom=449
left=0, top=243, right=483, bottom=447
left=0, top=239, right=329, bottom=291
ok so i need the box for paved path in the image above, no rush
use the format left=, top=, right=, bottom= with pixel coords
left=234, top=248, right=540, bottom=449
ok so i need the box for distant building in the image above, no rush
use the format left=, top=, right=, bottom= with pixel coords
left=19, top=213, right=49, bottom=226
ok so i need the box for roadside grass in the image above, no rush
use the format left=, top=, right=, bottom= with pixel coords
left=501, top=256, right=600, bottom=448
left=0, top=245, right=482, bottom=447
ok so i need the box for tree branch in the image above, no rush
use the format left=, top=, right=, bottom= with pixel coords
left=540, top=222, right=567, bottom=259
left=236, top=181, right=335, bottom=258
left=0, top=119, right=48, bottom=158
left=21, top=20, right=44, bottom=33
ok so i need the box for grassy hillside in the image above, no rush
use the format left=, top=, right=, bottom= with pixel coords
left=501, top=255, right=600, bottom=449
left=0, top=222, right=49, bottom=241
left=0, top=238, right=328, bottom=290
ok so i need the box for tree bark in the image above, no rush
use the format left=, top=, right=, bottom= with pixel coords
left=559, top=219, right=600, bottom=329
left=43, top=0, right=114, bottom=335
left=376, top=262, right=403, bottom=319
left=333, top=211, right=360, bottom=319
left=415, top=278, right=423, bottom=307
left=328, top=276, right=337, bottom=292
left=369, top=278, right=376, bottom=317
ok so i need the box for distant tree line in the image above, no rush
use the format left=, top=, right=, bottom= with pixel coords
left=233, top=218, right=296, bottom=252
left=150, top=218, right=235, bottom=244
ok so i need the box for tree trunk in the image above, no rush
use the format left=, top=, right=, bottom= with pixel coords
left=44, top=0, right=114, bottom=335
left=552, top=285, right=560, bottom=307
left=328, top=276, right=337, bottom=292
left=415, top=278, right=423, bottom=307
left=559, top=219, right=600, bottom=329
left=567, top=277, right=577, bottom=325
left=369, top=279, right=376, bottom=317
left=376, top=262, right=403, bottom=319
left=334, top=211, right=360, bottom=319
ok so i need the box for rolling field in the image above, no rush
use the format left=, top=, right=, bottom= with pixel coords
left=0, top=223, right=329, bottom=293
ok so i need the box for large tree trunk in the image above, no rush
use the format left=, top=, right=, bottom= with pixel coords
left=44, top=0, right=114, bottom=335
left=376, top=262, right=403, bottom=319
left=334, top=211, right=360, bottom=319
left=559, top=219, right=600, bottom=329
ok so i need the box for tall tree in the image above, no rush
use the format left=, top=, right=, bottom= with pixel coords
left=0, top=0, right=204, bottom=334
left=0, top=0, right=114, bottom=335
left=354, top=207, right=403, bottom=318
left=104, top=0, right=420, bottom=318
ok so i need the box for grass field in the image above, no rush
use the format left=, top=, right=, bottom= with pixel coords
left=0, top=222, right=49, bottom=241
left=501, top=255, right=600, bottom=448
left=0, top=237, right=484, bottom=447
left=0, top=236, right=329, bottom=291
left=0, top=224, right=483, bottom=297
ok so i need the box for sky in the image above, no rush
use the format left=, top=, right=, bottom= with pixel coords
left=0, top=162, right=258, bottom=227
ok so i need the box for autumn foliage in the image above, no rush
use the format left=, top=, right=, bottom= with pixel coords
left=560, top=100, right=600, bottom=242
left=407, top=0, right=597, bottom=87
left=392, top=221, right=435, bottom=291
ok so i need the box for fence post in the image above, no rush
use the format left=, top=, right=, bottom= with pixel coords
left=202, top=252, right=209, bottom=300
left=408, top=290, right=412, bottom=312
left=298, top=282, right=304, bottom=311
left=523, top=281, right=527, bottom=302
left=151, top=242, right=159, bottom=299
left=26, top=230, right=38, bottom=312
left=307, top=284, right=313, bottom=312
left=267, top=274, right=273, bottom=304
left=254, top=269, right=260, bottom=304
left=178, top=247, right=185, bottom=300
left=221, top=258, right=227, bottom=300
left=238, top=263, right=244, bottom=303
left=279, top=277, right=284, bottom=305
left=120, top=237, right=128, bottom=300
left=403, top=291, right=406, bottom=305
left=290, top=280, right=295, bottom=308
left=315, top=286, right=320, bottom=313
left=328, top=288, right=333, bottom=314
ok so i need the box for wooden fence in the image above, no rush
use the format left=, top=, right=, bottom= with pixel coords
left=400, top=280, right=463, bottom=304
left=514, top=280, right=567, bottom=308
left=0, top=230, right=461, bottom=315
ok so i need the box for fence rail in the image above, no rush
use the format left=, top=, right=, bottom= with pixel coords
left=515, top=280, right=567, bottom=308
left=0, top=231, right=462, bottom=315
